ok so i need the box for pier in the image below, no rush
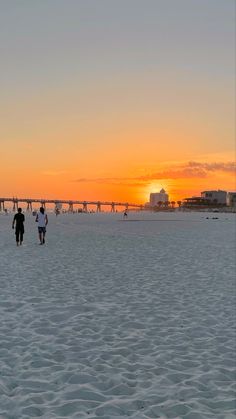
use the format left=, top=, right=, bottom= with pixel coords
left=0, top=197, right=143, bottom=213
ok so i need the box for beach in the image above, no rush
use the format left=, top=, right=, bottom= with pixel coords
left=0, top=211, right=235, bottom=418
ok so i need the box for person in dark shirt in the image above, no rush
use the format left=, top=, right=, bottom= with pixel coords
left=12, top=208, right=25, bottom=246
left=123, top=210, right=128, bottom=219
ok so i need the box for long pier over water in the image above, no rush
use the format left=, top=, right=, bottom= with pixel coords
left=0, top=197, right=143, bottom=212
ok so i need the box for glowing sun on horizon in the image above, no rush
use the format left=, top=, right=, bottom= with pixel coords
left=147, top=182, right=168, bottom=194
left=143, top=181, right=169, bottom=202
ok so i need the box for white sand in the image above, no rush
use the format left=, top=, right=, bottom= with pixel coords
left=0, top=211, right=235, bottom=419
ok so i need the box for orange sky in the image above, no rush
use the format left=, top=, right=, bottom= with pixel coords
left=0, top=1, right=235, bottom=204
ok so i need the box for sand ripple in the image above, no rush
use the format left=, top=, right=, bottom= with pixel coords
left=0, top=212, right=235, bottom=418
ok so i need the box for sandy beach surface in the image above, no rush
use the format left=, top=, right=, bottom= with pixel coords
left=0, top=211, right=235, bottom=419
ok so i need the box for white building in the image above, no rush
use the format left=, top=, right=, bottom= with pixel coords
left=149, top=189, right=169, bottom=207
left=201, top=190, right=227, bottom=205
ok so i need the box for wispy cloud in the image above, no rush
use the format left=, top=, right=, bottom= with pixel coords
left=137, top=167, right=207, bottom=180
left=187, top=161, right=236, bottom=172
left=137, top=161, right=236, bottom=181
left=73, top=177, right=139, bottom=187
left=73, top=161, right=235, bottom=185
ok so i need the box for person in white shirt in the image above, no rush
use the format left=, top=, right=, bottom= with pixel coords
left=36, top=207, right=48, bottom=245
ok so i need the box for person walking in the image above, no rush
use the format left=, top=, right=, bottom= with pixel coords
left=12, top=207, right=25, bottom=246
left=123, top=209, right=128, bottom=219
left=36, top=207, right=48, bottom=245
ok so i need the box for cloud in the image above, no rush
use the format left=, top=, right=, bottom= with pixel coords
left=73, top=177, right=143, bottom=187
left=137, top=167, right=206, bottom=180
left=137, top=161, right=236, bottom=181
left=187, top=161, right=236, bottom=172
left=72, top=161, right=235, bottom=185
left=73, top=177, right=130, bottom=184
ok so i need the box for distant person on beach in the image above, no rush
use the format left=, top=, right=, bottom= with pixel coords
left=12, top=208, right=25, bottom=246
left=36, top=207, right=48, bottom=245
left=123, top=210, right=128, bottom=219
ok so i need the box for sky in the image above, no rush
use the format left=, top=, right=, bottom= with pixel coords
left=0, top=0, right=235, bottom=203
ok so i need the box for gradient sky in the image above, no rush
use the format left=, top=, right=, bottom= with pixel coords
left=0, top=0, right=235, bottom=203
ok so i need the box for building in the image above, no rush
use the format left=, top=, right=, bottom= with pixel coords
left=149, top=189, right=169, bottom=207
left=227, top=192, right=236, bottom=207
left=182, top=196, right=209, bottom=208
left=201, top=190, right=227, bottom=205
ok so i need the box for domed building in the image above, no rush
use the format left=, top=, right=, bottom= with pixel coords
left=149, top=189, right=169, bottom=207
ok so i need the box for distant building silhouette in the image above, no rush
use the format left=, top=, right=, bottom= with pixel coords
left=227, top=192, right=236, bottom=208
left=183, top=189, right=230, bottom=209
left=201, top=190, right=227, bottom=205
left=149, top=189, right=169, bottom=207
